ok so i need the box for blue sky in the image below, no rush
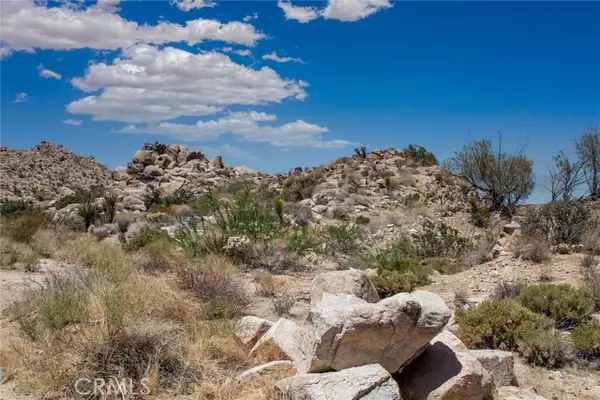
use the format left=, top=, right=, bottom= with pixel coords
left=1, top=1, right=599, bottom=202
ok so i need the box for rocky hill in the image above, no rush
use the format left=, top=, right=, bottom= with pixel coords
left=0, top=142, right=111, bottom=202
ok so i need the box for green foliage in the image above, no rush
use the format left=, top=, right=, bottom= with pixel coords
left=401, top=144, right=438, bottom=166
left=2, top=210, right=52, bottom=243
left=286, top=228, right=322, bottom=256
left=77, top=200, right=98, bottom=231
left=445, top=139, right=535, bottom=212
left=102, top=191, right=118, bottom=223
left=518, top=284, right=593, bottom=327
left=353, top=146, right=367, bottom=159
left=124, top=226, right=172, bottom=252
left=282, top=174, right=318, bottom=202
left=319, top=220, right=365, bottom=255
left=0, top=199, right=32, bottom=217
left=414, top=223, right=472, bottom=258
left=517, top=326, right=567, bottom=369
left=55, top=187, right=104, bottom=210
left=456, top=299, right=551, bottom=351
left=142, top=186, right=162, bottom=210
left=273, top=197, right=284, bottom=224
left=161, top=189, right=195, bottom=206
left=372, top=258, right=432, bottom=297
left=467, top=195, right=491, bottom=227
left=571, top=321, right=600, bottom=360
left=521, top=200, right=593, bottom=245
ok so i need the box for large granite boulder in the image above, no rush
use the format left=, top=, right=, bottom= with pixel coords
left=235, top=316, right=273, bottom=348
left=310, top=269, right=380, bottom=306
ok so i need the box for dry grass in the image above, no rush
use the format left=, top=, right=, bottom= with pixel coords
left=0, top=237, right=39, bottom=271
left=581, top=255, right=600, bottom=312
left=255, top=271, right=277, bottom=297
left=512, top=236, right=551, bottom=264
left=271, top=292, right=295, bottom=316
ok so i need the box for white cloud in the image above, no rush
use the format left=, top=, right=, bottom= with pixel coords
left=14, top=93, right=28, bottom=103
left=322, top=0, right=393, bottom=22
left=277, top=1, right=319, bottom=24
left=221, top=47, right=252, bottom=57
left=68, top=45, right=307, bottom=123
left=62, top=119, right=82, bottom=126
left=1, top=0, right=264, bottom=55
left=171, top=0, right=216, bottom=12
left=277, top=0, right=392, bottom=23
left=37, top=64, right=62, bottom=80
left=202, top=144, right=256, bottom=160
left=262, top=51, right=304, bottom=64
left=242, top=13, right=258, bottom=22
left=96, top=0, right=120, bottom=13
left=115, top=111, right=354, bottom=149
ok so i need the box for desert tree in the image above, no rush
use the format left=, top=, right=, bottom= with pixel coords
left=547, top=151, right=584, bottom=202
left=575, top=127, right=600, bottom=199
left=353, top=146, right=367, bottom=159
left=445, top=137, right=534, bottom=213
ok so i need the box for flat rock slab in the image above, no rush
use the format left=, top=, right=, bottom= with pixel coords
left=235, top=316, right=273, bottom=348
left=310, top=269, right=380, bottom=306
left=274, top=364, right=401, bottom=400
left=307, top=291, right=450, bottom=373
left=471, top=349, right=517, bottom=387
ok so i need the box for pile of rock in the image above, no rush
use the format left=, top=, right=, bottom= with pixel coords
left=234, top=270, right=541, bottom=400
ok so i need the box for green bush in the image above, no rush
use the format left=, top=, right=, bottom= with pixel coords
left=142, top=186, right=162, bottom=210
left=414, top=223, right=471, bottom=259
left=282, top=174, right=317, bottom=202
left=516, top=325, right=567, bottom=369
left=518, top=284, right=593, bottom=327
left=319, top=220, right=365, bottom=256
left=401, top=144, right=438, bottom=166
left=372, top=258, right=432, bottom=297
left=456, top=299, right=551, bottom=351
left=0, top=199, right=32, bottom=217
left=571, top=320, right=600, bottom=360
left=124, top=227, right=172, bottom=252
left=286, top=228, right=322, bottom=256
left=77, top=200, right=98, bottom=231
left=353, top=146, right=367, bottom=159
left=2, top=211, right=52, bottom=243
left=522, top=201, right=593, bottom=245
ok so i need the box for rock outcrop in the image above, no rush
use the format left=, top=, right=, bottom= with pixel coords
left=310, top=269, right=380, bottom=306
left=235, top=316, right=273, bottom=348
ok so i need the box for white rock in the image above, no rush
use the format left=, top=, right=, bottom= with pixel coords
left=307, top=291, right=450, bottom=373
left=235, top=360, right=296, bottom=382
left=235, top=316, right=273, bottom=348
left=503, top=222, right=521, bottom=235
left=311, top=205, right=328, bottom=214
left=471, top=349, right=517, bottom=387
left=144, top=165, right=163, bottom=177
left=275, top=364, right=401, bottom=400
left=310, top=269, right=380, bottom=306
left=398, top=331, right=493, bottom=400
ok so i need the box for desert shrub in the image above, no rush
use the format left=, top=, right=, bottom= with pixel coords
left=102, top=191, right=118, bottom=223
left=319, top=220, right=365, bottom=255
left=456, top=299, right=551, bottom=351
left=255, top=271, right=276, bottom=297
left=0, top=238, right=39, bottom=270
left=286, top=228, right=322, bottom=256
left=179, top=256, right=249, bottom=319
left=273, top=197, right=284, bottom=224
left=77, top=200, right=98, bottom=231
left=14, top=273, right=90, bottom=341
left=161, top=189, right=195, bottom=206
left=512, top=236, right=551, bottom=263
left=401, top=144, right=438, bottom=166
left=414, top=223, right=471, bottom=259
left=124, top=226, right=172, bottom=252
left=581, top=259, right=600, bottom=312
left=464, top=233, right=496, bottom=267
left=522, top=200, right=592, bottom=245
left=571, top=320, right=600, bottom=361
left=134, top=236, right=184, bottom=273
left=0, top=199, right=32, bottom=217
left=454, top=289, right=470, bottom=309
left=516, top=326, right=567, bottom=369
left=282, top=174, right=317, bottom=202
left=493, top=281, right=526, bottom=299
left=371, top=256, right=432, bottom=297
left=518, top=284, right=593, bottom=328
left=2, top=210, right=52, bottom=243
left=401, top=193, right=420, bottom=208
left=353, top=146, right=367, bottom=159
left=467, top=195, right=490, bottom=227
left=272, top=293, right=295, bottom=316
left=143, top=186, right=162, bottom=210
left=284, top=202, right=312, bottom=227
left=445, top=139, right=534, bottom=212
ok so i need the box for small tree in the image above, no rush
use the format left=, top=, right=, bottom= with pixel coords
left=547, top=151, right=584, bottom=202
left=353, top=146, right=367, bottom=159
left=575, top=127, right=600, bottom=199
left=445, top=138, right=534, bottom=212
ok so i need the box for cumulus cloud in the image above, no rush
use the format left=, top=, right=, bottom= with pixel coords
left=171, top=0, right=216, bottom=12
left=62, top=119, right=82, bottom=126
left=14, top=93, right=28, bottom=103
left=262, top=51, right=304, bottom=63
left=278, top=0, right=392, bottom=23
left=1, top=0, right=264, bottom=55
left=242, top=13, right=259, bottom=22
left=277, top=0, right=319, bottom=23
left=67, top=45, right=307, bottom=123
left=322, top=0, right=393, bottom=22
left=221, top=47, right=252, bottom=57
left=96, top=0, right=120, bottom=13
left=116, top=111, right=353, bottom=149
left=202, top=144, right=256, bottom=160
left=37, top=64, right=62, bottom=80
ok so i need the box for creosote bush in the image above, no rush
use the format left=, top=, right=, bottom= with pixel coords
left=517, top=326, right=567, bottom=369
left=512, top=236, right=551, bottom=263
left=518, top=284, right=593, bottom=328
left=521, top=200, right=593, bottom=245
left=571, top=320, right=600, bottom=362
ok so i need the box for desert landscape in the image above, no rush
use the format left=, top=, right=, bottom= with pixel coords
left=0, top=137, right=599, bottom=400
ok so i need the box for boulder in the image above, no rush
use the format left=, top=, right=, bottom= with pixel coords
left=496, top=387, right=547, bottom=400
left=121, top=195, right=146, bottom=212
left=311, top=205, right=328, bottom=214
left=249, top=319, right=313, bottom=371
left=398, top=331, right=493, bottom=400
left=553, top=243, right=571, bottom=255
left=209, top=155, right=224, bottom=169
left=310, top=269, right=379, bottom=306
left=471, top=350, right=517, bottom=387
left=112, top=167, right=130, bottom=181
left=235, top=316, right=273, bottom=348
left=158, top=181, right=184, bottom=196
left=503, top=222, right=521, bottom=235
left=144, top=165, right=163, bottom=177
left=274, top=364, right=401, bottom=400
left=155, top=154, right=173, bottom=168
left=235, top=360, right=296, bottom=382
left=133, top=150, right=154, bottom=165
left=307, top=291, right=450, bottom=373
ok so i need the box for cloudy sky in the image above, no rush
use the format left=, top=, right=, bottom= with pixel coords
left=1, top=0, right=599, bottom=200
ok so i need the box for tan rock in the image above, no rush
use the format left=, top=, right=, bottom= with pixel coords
left=275, top=364, right=401, bottom=400
left=496, top=387, right=547, bottom=400
left=398, top=331, right=493, bottom=400
left=308, top=291, right=450, bottom=373
left=235, top=316, right=273, bottom=348
left=235, top=360, right=296, bottom=382
left=133, top=149, right=154, bottom=165
left=554, top=243, right=571, bottom=254
left=209, top=155, right=224, bottom=169
left=471, top=349, right=517, bottom=387
left=310, top=269, right=380, bottom=306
